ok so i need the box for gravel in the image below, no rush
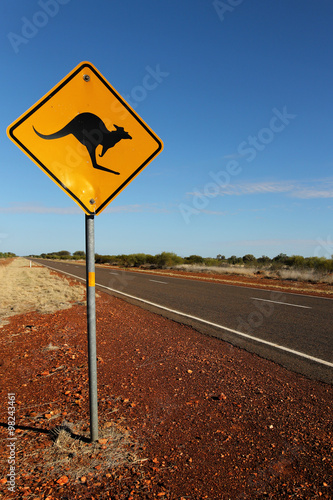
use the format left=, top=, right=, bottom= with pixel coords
left=0, top=287, right=332, bottom=499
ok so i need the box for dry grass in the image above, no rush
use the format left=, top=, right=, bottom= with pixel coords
left=174, top=263, right=333, bottom=284
left=276, top=268, right=333, bottom=284
left=43, top=342, right=61, bottom=351
left=0, top=257, right=85, bottom=325
left=21, top=419, right=143, bottom=481
left=175, top=263, right=259, bottom=276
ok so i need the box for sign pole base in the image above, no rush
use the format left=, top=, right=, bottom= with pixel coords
left=85, top=214, right=98, bottom=442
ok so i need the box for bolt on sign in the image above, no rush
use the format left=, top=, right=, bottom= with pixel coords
left=7, top=61, right=163, bottom=215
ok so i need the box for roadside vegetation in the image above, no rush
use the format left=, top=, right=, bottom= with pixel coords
left=0, top=251, right=16, bottom=258
left=30, top=250, right=333, bottom=283
left=0, top=257, right=84, bottom=325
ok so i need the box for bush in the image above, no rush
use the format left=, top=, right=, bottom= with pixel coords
left=242, top=254, right=257, bottom=265
left=0, top=252, right=16, bottom=258
left=257, top=255, right=271, bottom=265
left=155, top=252, right=183, bottom=268
left=184, top=255, right=204, bottom=264
left=73, top=251, right=85, bottom=259
left=228, top=255, right=242, bottom=265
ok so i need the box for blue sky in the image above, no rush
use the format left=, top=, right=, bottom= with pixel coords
left=1, top=0, right=333, bottom=258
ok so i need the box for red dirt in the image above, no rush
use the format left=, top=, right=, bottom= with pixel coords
left=0, top=258, right=14, bottom=267
left=0, top=289, right=332, bottom=499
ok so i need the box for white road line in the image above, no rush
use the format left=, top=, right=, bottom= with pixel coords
left=109, top=272, right=119, bottom=275
left=149, top=279, right=168, bottom=284
left=251, top=297, right=311, bottom=309
left=37, top=263, right=333, bottom=369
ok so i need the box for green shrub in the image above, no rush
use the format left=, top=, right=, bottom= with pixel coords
left=155, top=252, right=183, bottom=268
left=184, top=255, right=204, bottom=264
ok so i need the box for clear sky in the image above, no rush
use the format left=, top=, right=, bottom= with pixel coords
left=1, top=0, right=332, bottom=258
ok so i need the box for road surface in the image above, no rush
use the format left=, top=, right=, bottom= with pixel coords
left=31, top=259, right=333, bottom=383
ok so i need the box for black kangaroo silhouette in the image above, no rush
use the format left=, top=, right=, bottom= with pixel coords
left=33, top=112, right=132, bottom=175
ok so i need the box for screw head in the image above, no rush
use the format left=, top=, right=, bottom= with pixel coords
left=89, top=199, right=95, bottom=204
left=83, top=74, right=90, bottom=82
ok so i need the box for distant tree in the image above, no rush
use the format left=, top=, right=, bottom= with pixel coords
left=204, top=257, right=219, bottom=266
left=73, top=251, right=85, bottom=260
left=184, top=254, right=204, bottom=264
left=155, top=252, right=183, bottom=268
left=73, top=250, right=85, bottom=257
left=273, top=253, right=288, bottom=263
left=228, top=255, right=238, bottom=265
left=130, top=253, right=148, bottom=267
left=242, top=254, right=256, bottom=264
left=286, top=255, right=305, bottom=268
left=0, top=252, right=16, bottom=258
left=257, top=255, right=271, bottom=265
left=144, top=254, right=156, bottom=265
left=55, top=250, right=71, bottom=259
left=217, top=254, right=225, bottom=261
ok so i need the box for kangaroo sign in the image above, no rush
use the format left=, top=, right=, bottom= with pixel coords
left=7, top=61, right=163, bottom=215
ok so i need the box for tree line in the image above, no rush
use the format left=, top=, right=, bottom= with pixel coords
left=30, top=250, right=333, bottom=272
left=0, top=252, right=16, bottom=258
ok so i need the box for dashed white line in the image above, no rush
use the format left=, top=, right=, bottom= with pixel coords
left=35, top=262, right=333, bottom=369
left=149, top=279, right=168, bottom=284
left=251, top=297, right=311, bottom=309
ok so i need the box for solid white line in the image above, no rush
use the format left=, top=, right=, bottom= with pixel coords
left=38, top=263, right=333, bottom=369
left=251, top=297, right=311, bottom=309
left=149, top=279, right=168, bottom=284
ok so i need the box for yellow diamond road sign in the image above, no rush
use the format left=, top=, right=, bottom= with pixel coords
left=7, top=61, right=163, bottom=215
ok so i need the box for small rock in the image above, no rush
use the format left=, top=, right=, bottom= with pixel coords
left=56, top=475, right=69, bottom=485
left=98, top=438, right=107, bottom=445
left=80, top=476, right=87, bottom=483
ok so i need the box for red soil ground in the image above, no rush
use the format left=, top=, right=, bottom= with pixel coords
left=0, top=283, right=332, bottom=499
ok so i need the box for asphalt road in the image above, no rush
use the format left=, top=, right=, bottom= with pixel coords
left=31, top=259, right=333, bottom=383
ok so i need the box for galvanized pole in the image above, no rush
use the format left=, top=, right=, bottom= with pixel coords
left=85, top=214, right=98, bottom=441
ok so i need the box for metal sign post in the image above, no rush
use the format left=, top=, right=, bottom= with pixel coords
left=85, top=214, right=98, bottom=441
left=7, top=60, right=163, bottom=445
